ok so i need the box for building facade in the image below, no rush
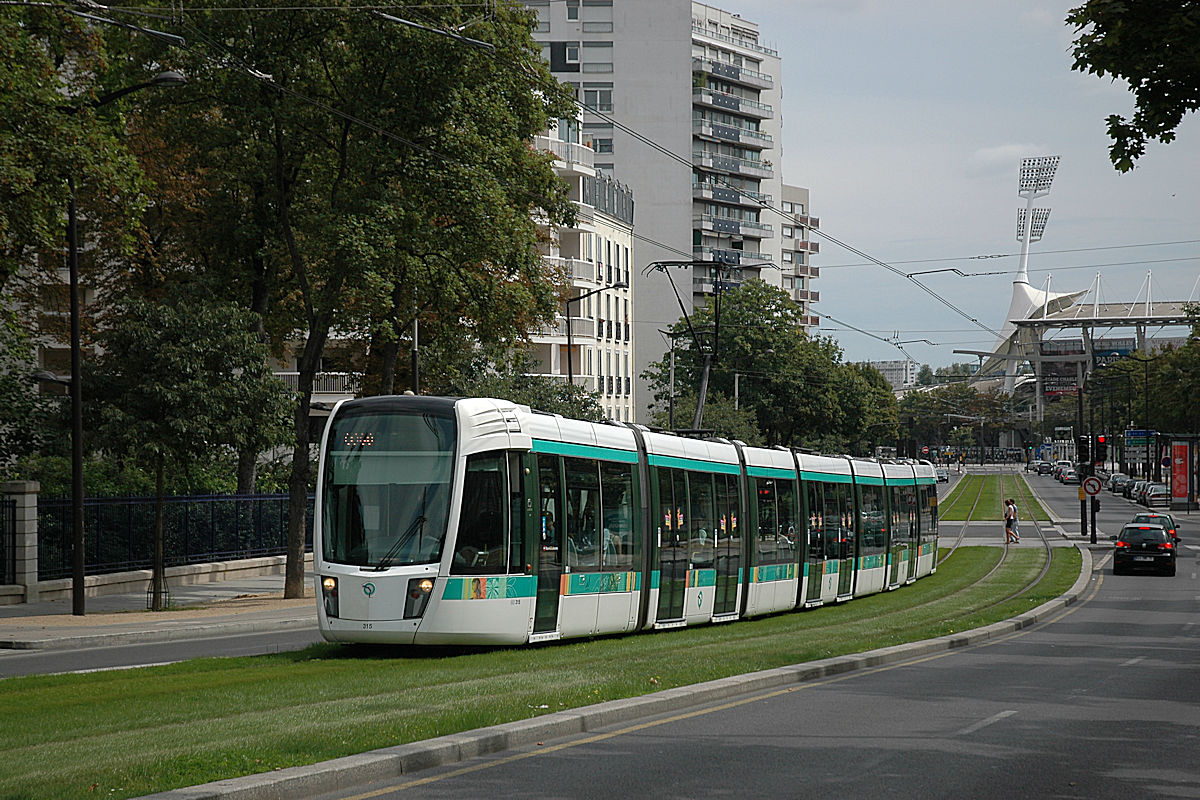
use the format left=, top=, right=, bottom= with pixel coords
left=528, top=0, right=817, bottom=422
left=529, top=120, right=636, bottom=422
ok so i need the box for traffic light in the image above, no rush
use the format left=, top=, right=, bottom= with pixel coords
left=1076, top=434, right=1090, bottom=462
left=1095, top=435, right=1108, bottom=462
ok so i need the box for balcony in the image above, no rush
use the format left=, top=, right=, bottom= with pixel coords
left=692, top=150, right=773, bottom=178
left=534, top=135, right=595, bottom=174
left=544, top=255, right=599, bottom=283
left=691, top=21, right=778, bottom=57
left=792, top=288, right=820, bottom=302
left=692, top=56, right=774, bottom=90
left=691, top=87, right=773, bottom=120
left=693, top=214, right=773, bottom=239
left=275, top=371, right=359, bottom=401
left=692, top=183, right=771, bottom=208
left=692, top=119, right=773, bottom=149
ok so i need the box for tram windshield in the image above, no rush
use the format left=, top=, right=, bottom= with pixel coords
left=321, top=406, right=456, bottom=568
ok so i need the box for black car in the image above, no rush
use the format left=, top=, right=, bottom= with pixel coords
left=1036, top=461, right=1052, bottom=474
left=1112, top=524, right=1177, bottom=576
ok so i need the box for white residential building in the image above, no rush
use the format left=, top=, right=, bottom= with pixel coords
left=528, top=0, right=818, bottom=421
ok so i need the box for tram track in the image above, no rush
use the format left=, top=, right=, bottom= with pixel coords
left=937, top=473, right=986, bottom=564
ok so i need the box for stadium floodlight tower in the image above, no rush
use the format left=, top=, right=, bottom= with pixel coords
left=993, top=155, right=1065, bottom=395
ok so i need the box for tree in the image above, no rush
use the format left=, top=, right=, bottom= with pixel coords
left=90, top=300, right=291, bottom=610
left=916, top=364, right=935, bottom=386
left=0, top=6, right=148, bottom=293
left=443, top=349, right=606, bottom=422
left=1067, top=1, right=1200, bottom=172
left=648, top=392, right=762, bottom=444
left=0, top=305, right=54, bottom=477
left=123, top=0, right=576, bottom=598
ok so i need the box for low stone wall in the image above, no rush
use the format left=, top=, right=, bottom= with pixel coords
left=0, top=553, right=313, bottom=605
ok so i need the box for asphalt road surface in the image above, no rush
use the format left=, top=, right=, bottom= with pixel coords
left=311, top=542, right=1200, bottom=800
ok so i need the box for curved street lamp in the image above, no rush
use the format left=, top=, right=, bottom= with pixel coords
left=565, top=281, right=627, bottom=387
left=65, top=71, right=187, bottom=616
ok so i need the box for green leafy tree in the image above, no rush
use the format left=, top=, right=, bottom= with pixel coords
left=647, top=391, right=762, bottom=445
left=90, top=300, right=291, bottom=609
left=0, top=305, right=54, bottom=477
left=443, top=349, right=606, bottom=422
left=1068, top=1, right=1200, bottom=171
left=916, top=364, right=935, bottom=386
left=643, top=279, right=863, bottom=448
left=123, top=0, right=576, bottom=597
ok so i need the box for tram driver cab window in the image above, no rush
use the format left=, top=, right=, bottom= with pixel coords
left=452, top=452, right=508, bottom=574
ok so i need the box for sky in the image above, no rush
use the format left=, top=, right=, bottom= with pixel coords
left=733, top=0, right=1200, bottom=367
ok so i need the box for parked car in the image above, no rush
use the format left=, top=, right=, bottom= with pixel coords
left=935, top=467, right=949, bottom=483
left=1112, top=523, right=1177, bottom=576
left=1145, top=483, right=1170, bottom=507
left=1131, top=511, right=1179, bottom=542
left=1110, top=473, right=1131, bottom=493
left=1125, top=479, right=1146, bottom=500
left=1135, top=481, right=1156, bottom=505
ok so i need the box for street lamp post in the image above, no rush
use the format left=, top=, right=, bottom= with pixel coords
left=565, top=281, right=626, bottom=387
left=65, top=71, right=186, bottom=616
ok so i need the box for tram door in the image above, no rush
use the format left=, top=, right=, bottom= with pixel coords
left=803, top=482, right=826, bottom=604
left=533, top=456, right=563, bottom=633
left=656, top=467, right=687, bottom=621
left=887, top=486, right=905, bottom=589
left=711, top=473, right=740, bottom=616
left=905, top=486, right=919, bottom=582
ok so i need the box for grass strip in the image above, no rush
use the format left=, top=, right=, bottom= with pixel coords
left=0, top=546, right=1080, bottom=800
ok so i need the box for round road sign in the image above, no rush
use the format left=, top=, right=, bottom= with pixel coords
left=1082, top=476, right=1103, bottom=496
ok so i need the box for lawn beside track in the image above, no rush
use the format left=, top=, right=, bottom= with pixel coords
left=0, top=547, right=1081, bottom=800
left=939, top=472, right=1049, bottom=522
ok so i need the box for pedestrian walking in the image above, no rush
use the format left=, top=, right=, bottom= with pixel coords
left=1003, top=498, right=1020, bottom=544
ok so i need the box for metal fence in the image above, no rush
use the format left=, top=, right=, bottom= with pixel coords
left=36, top=494, right=314, bottom=581
left=1, top=497, right=15, bottom=585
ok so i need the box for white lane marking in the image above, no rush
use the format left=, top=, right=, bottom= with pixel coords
left=956, top=710, right=1017, bottom=736
left=1120, top=656, right=1146, bottom=667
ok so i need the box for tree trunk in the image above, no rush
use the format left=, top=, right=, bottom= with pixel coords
left=152, top=452, right=165, bottom=612
left=284, top=329, right=328, bottom=599
left=236, top=447, right=258, bottom=495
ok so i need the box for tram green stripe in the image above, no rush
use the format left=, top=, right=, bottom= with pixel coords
left=856, top=475, right=885, bottom=485
left=752, top=563, right=797, bottom=583
left=799, top=471, right=853, bottom=483
left=440, top=575, right=537, bottom=600
left=888, top=477, right=917, bottom=485
left=648, top=453, right=741, bottom=475
left=530, top=439, right=639, bottom=463
left=747, top=465, right=796, bottom=480
left=688, top=569, right=717, bottom=588
left=560, top=571, right=641, bottom=595
left=859, top=554, right=886, bottom=569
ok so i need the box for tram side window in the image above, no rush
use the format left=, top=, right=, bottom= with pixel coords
left=508, top=453, right=526, bottom=574
left=538, top=456, right=562, bottom=562
left=715, top=472, right=739, bottom=546
left=858, top=484, right=887, bottom=557
left=904, top=487, right=919, bottom=541
left=599, top=460, right=635, bottom=570
left=920, top=486, right=938, bottom=542
left=565, top=457, right=601, bottom=571
left=777, top=479, right=798, bottom=563
left=805, top=481, right=825, bottom=560
left=888, top=487, right=906, bottom=546
left=687, top=470, right=716, bottom=567
left=823, top=482, right=854, bottom=560
left=757, top=478, right=797, bottom=565
left=452, top=452, right=508, bottom=574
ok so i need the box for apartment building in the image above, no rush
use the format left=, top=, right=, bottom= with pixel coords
left=528, top=0, right=819, bottom=421
left=529, top=120, right=636, bottom=422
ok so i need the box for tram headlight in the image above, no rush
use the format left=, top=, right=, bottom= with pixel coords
left=403, top=577, right=435, bottom=619
left=321, top=576, right=339, bottom=619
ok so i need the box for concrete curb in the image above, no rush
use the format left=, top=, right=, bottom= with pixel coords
left=138, top=546, right=1095, bottom=800
left=0, top=613, right=316, bottom=651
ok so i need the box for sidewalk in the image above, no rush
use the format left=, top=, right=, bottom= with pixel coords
left=0, top=572, right=316, bottom=651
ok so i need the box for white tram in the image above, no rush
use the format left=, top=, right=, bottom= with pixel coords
left=314, top=396, right=938, bottom=645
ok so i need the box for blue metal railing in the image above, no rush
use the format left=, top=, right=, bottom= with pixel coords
left=36, top=494, right=313, bottom=581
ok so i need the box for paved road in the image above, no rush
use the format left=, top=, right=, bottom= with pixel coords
left=304, top=528, right=1200, bottom=799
